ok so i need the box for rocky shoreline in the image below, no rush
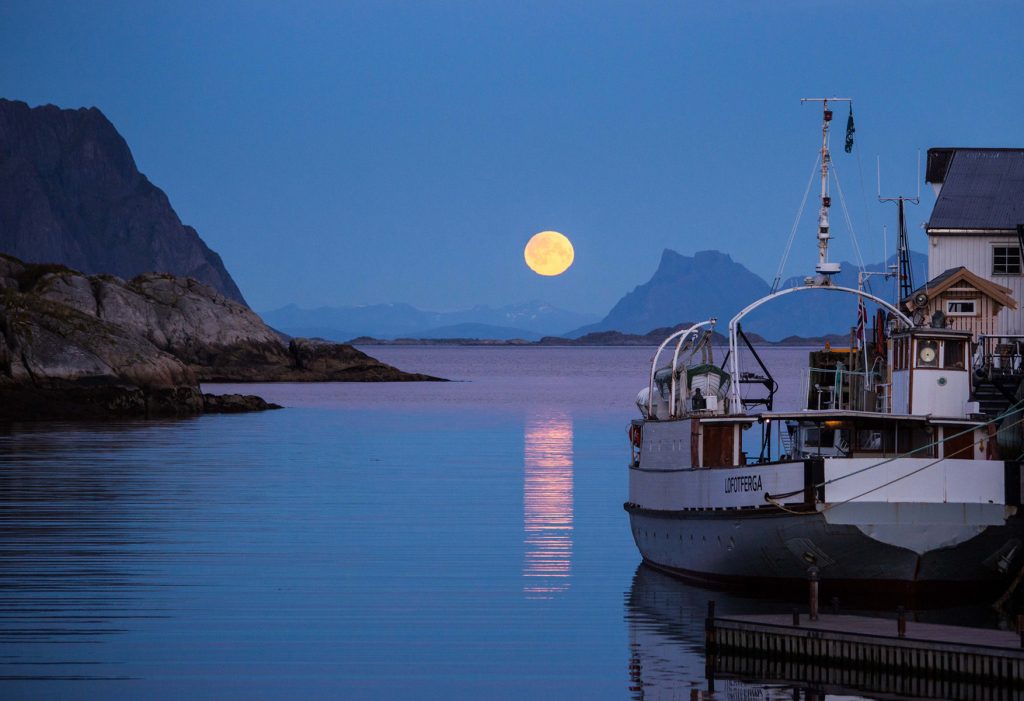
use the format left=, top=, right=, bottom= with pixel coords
left=0, top=255, right=441, bottom=420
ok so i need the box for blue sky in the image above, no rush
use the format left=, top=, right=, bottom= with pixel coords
left=2, top=1, right=1022, bottom=314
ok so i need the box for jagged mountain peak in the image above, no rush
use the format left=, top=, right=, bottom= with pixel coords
left=570, top=247, right=927, bottom=340
left=0, top=98, right=246, bottom=305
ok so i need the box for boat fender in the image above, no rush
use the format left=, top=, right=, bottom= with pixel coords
left=628, top=424, right=642, bottom=447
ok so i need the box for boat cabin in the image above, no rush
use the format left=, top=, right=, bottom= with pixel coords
left=888, top=326, right=974, bottom=418
left=776, top=411, right=993, bottom=462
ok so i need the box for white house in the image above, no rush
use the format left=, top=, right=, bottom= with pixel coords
left=925, top=147, right=1024, bottom=335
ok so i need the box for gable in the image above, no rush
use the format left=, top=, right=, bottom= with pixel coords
left=902, top=266, right=1017, bottom=312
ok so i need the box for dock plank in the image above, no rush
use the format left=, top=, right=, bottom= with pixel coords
left=708, top=612, right=1024, bottom=686
left=723, top=613, right=1021, bottom=650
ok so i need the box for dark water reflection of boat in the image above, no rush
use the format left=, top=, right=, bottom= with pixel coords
left=624, top=563, right=1016, bottom=701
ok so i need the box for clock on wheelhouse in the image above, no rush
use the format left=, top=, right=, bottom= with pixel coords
left=917, top=340, right=939, bottom=367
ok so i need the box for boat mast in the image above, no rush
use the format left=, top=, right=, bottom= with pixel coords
left=878, top=157, right=920, bottom=303
left=800, top=97, right=850, bottom=285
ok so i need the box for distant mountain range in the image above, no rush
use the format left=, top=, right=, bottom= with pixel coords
left=0, top=99, right=246, bottom=304
left=569, top=249, right=928, bottom=341
left=260, top=301, right=600, bottom=341
left=266, top=249, right=928, bottom=343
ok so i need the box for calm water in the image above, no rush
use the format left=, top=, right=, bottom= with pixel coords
left=0, top=346, right=977, bottom=699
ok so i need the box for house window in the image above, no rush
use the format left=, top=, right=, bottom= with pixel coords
left=993, top=246, right=1021, bottom=275
left=945, top=299, right=977, bottom=316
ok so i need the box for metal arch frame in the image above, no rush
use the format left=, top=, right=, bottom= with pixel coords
left=727, top=286, right=913, bottom=413
left=647, top=319, right=717, bottom=418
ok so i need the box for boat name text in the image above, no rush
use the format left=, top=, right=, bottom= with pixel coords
left=724, top=474, right=763, bottom=494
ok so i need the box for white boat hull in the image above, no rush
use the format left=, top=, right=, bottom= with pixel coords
left=627, top=421, right=1024, bottom=597
left=626, top=505, right=1024, bottom=593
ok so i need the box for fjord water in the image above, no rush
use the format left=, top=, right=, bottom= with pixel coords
left=0, top=347, right=850, bottom=699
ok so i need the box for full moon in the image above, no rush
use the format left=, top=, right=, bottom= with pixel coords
left=524, top=231, right=574, bottom=276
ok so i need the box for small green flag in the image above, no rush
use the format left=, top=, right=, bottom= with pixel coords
left=845, top=105, right=855, bottom=153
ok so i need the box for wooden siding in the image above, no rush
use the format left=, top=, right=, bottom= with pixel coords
left=929, top=234, right=1024, bottom=334
left=918, top=286, right=1002, bottom=339
left=702, top=424, right=734, bottom=467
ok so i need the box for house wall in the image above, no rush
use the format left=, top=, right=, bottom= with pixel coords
left=920, top=288, right=1002, bottom=339
left=928, top=233, right=1024, bottom=334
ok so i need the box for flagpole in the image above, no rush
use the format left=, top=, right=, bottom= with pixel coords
left=858, top=268, right=896, bottom=410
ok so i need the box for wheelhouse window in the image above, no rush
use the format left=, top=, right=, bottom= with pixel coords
left=916, top=339, right=939, bottom=368
left=993, top=246, right=1021, bottom=275
left=893, top=337, right=910, bottom=371
left=943, top=340, right=966, bottom=369
left=945, top=299, right=977, bottom=316
left=855, top=429, right=883, bottom=452
left=803, top=428, right=834, bottom=448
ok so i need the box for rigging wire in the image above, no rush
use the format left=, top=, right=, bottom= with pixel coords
left=853, top=131, right=877, bottom=271
left=771, top=154, right=821, bottom=293
left=830, top=160, right=869, bottom=288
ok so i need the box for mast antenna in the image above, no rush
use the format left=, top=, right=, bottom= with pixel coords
left=800, top=97, right=852, bottom=286
left=878, top=156, right=920, bottom=303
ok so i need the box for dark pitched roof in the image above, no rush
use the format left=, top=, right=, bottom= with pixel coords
left=926, top=148, right=1024, bottom=232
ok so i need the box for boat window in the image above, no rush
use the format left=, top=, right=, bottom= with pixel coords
left=897, top=426, right=935, bottom=457
left=943, top=340, right=965, bottom=370
left=916, top=340, right=939, bottom=368
left=856, top=429, right=883, bottom=451
left=893, top=338, right=909, bottom=371
left=803, top=428, right=834, bottom=448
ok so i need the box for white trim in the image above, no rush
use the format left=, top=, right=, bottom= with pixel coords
left=945, top=299, right=978, bottom=317
left=928, top=228, right=1019, bottom=234
left=991, top=243, right=1022, bottom=276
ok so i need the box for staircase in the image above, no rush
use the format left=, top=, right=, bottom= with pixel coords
left=972, top=376, right=1024, bottom=417
left=779, top=427, right=794, bottom=459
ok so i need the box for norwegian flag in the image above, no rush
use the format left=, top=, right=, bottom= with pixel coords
left=855, top=298, right=867, bottom=350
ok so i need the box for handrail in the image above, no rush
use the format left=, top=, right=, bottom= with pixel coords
left=647, top=319, right=717, bottom=418
left=669, top=327, right=712, bottom=417
left=727, top=285, right=913, bottom=414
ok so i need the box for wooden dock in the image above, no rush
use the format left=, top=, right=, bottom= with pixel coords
left=707, top=612, right=1024, bottom=686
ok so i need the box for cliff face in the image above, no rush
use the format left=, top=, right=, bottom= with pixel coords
left=0, top=256, right=439, bottom=420
left=0, top=99, right=246, bottom=305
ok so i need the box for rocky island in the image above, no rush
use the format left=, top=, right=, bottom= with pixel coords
left=0, top=255, right=439, bottom=420
left=0, top=99, right=439, bottom=420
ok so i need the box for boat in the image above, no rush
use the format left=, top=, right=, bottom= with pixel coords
left=623, top=99, right=1024, bottom=601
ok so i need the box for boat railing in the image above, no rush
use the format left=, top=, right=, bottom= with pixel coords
left=975, top=334, right=1024, bottom=379
left=802, top=366, right=882, bottom=412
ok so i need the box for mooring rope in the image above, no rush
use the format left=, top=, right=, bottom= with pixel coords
left=763, top=397, right=1024, bottom=513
